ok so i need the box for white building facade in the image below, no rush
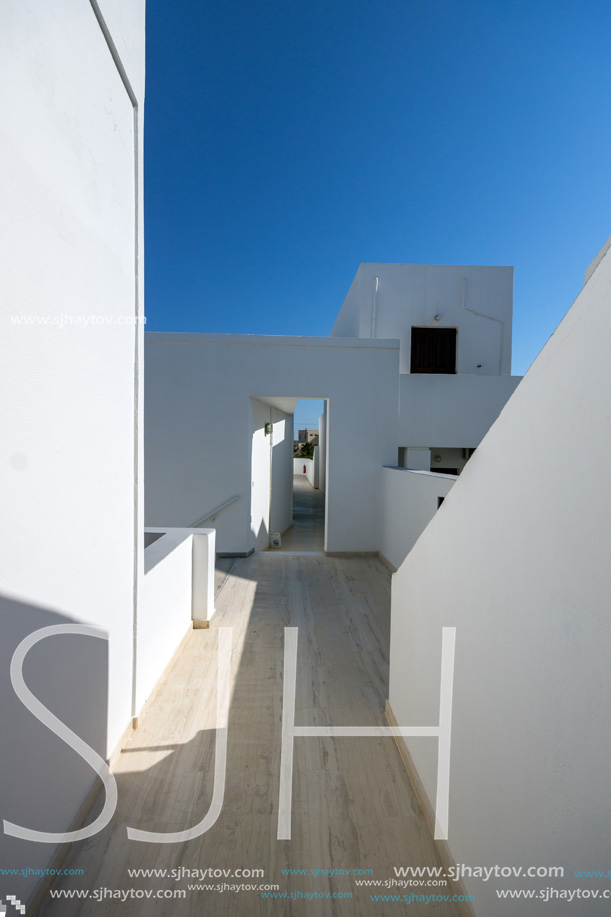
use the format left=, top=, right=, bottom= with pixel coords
left=0, top=0, right=145, bottom=905
left=144, top=263, right=521, bottom=560
left=144, top=333, right=400, bottom=554
left=331, top=263, right=522, bottom=474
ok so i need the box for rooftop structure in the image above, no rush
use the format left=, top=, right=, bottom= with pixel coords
left=144, top=264, right=521, bottom=554
left=297, top=428, right=319, bottom=444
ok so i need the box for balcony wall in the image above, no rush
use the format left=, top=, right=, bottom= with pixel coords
left=380, top=468, right=457, bottom=571
left=293, top=456, right=317, bottom=488
left=399, top=373, right=522, bottom=448
left=138, top=528, right=215, bottom=720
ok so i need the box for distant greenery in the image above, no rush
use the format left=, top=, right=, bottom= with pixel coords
left=294, top=441, right=315, bottom=459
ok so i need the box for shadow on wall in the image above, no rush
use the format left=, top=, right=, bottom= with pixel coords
left=0, top=595, right=108, bottom=904
left=250, top=402, right=294, bottom=552
left=252, top=519, right=267, bottom=553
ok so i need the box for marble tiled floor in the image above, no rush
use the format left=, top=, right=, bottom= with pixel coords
left=41, top=553, right=461, bottom=917
left=273, top=476, right=325, bottom=553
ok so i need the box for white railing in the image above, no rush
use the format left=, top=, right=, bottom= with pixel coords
left=191, top=495, right=239, bottom=528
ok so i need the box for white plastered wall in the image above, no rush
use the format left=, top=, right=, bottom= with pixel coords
left=0, top=0, right=145, bottom=903
left=331, top=263, right=513, bottom=376
left=139, top=534, right=193, bottom=716
left=138, top=528, right=215, bottom=716
left=293, top=456, right=317, bottom=488
left=399, top=373, right=522, bottom=448
left=380, top=468, right=456, bottom=571
left=250, top=399, right=293, bottom=551
left=318, top=403, right=328, bottom=494
left=270, top=410, right=293, bottom=536
left=388, top=244, right=611, bottom=914
left=145, top=334, right=399, bottom=554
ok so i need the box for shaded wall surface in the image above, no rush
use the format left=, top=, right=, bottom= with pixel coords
left=0, top=0, right=145, bottom=901
left=389, top=245, right=611, bottom=915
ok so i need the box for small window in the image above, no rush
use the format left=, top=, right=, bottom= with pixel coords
left=410, top=327, right=457, bottom=374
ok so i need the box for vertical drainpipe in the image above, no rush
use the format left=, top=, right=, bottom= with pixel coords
left=371, top=276, right=379, bottom=339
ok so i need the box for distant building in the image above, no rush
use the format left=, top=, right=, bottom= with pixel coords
left=298, top=428, right=319, bottom=444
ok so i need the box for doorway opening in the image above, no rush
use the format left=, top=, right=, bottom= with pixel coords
left=250, top=397, right=328, bottom=553
left=285, top=398, right=326, bottom=551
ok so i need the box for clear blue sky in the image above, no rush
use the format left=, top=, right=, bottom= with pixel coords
left=293, top=399, right=325, bottom=433
left=144, top=0, right=611, bottom=395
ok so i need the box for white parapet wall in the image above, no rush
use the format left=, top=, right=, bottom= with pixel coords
left=388, top=242, right=611, bottom=913
left=138, top=528, right=215, bottom=721
left=139, top=534, right=193, bottom=719
left=380, top=468, right=457, bottom=571
left=293, top=456, right=316, bottom=488
left=399, top=373, right=522, bottom=449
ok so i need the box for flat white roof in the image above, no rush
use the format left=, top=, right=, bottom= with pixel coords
left=145, top=332, right=399, bottom=350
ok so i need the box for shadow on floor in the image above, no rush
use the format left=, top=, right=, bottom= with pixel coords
left=40, top=553, right=461, bottom=917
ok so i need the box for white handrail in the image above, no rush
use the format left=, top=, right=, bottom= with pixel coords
left=191, top=496, right=239, bottom=528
